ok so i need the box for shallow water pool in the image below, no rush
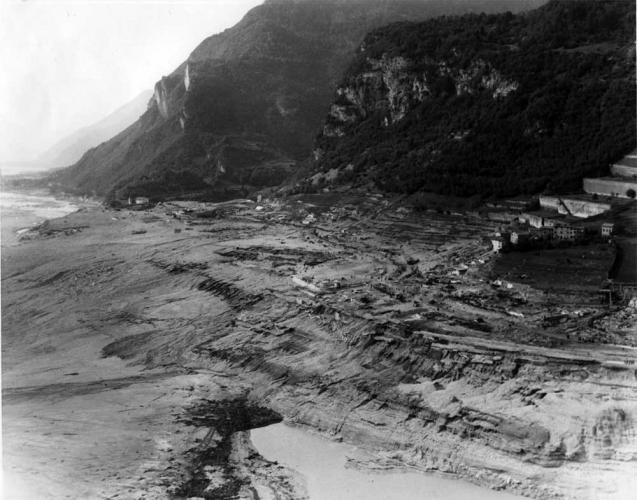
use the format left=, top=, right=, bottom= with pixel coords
left=251, top=423, right=523, bottom=500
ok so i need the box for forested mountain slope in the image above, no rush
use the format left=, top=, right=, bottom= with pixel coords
left=49, top=0, right=544, bottom=201
left=308, top=0, right=636, bottom=197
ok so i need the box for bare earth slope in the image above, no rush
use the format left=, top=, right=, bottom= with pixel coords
left=2, top=197, right=637, bottom=499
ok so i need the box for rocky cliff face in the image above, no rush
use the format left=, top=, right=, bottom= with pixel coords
left=49, top=0, right=546, bottom=201
left=322, top=55, right=518, bottom=138
left=308, top=0, right=636, bottom=197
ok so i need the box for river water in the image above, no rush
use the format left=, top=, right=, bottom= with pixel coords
left=0, top=190, right=79, bottom=246
left=251, top=423, right=523, bottom=500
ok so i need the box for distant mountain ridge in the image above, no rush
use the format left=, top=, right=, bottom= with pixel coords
left=49, top=0, right=545, bottom=200
left=40, top=90, right=152, bottom=169
left=305, top=0, right=636, bottom=197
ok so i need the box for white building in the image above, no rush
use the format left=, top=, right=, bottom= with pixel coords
left=491, top=237, right=504, bottom=253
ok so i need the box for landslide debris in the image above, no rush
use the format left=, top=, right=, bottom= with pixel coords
left=4, top=195, right=636, bottom=500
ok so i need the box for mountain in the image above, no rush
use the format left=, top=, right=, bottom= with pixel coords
left=49, top=0, right=545, bottom=201
left=306, top=0, right=636, bottom=198
left=39, top=90, right=153, bottom=169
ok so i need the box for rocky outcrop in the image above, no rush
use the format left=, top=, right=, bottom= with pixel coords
left=184, top=64, right=191, bottom=92
left=323, top=55, right=518, bottom=138
left=153, top=79, right=170, bottom=119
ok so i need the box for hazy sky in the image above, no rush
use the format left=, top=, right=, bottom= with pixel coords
left=0, top=0, right=262, bottom=163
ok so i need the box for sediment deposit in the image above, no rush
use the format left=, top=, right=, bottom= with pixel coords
left=2, top=196, right=636, bottom=499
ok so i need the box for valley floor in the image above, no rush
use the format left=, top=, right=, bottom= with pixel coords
left=2, top=195, right=636, bottom=499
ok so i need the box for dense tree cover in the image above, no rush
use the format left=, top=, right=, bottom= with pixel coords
left=314, top=0, right=636, bottom=197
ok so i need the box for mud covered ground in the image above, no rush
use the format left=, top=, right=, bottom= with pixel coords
left=2, top=195, right=637, bottom=499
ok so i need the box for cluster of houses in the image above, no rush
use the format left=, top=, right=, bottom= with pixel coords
left=486, top=149, right=637, bottom=253
left=490, top=215, right=614, bottom=253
